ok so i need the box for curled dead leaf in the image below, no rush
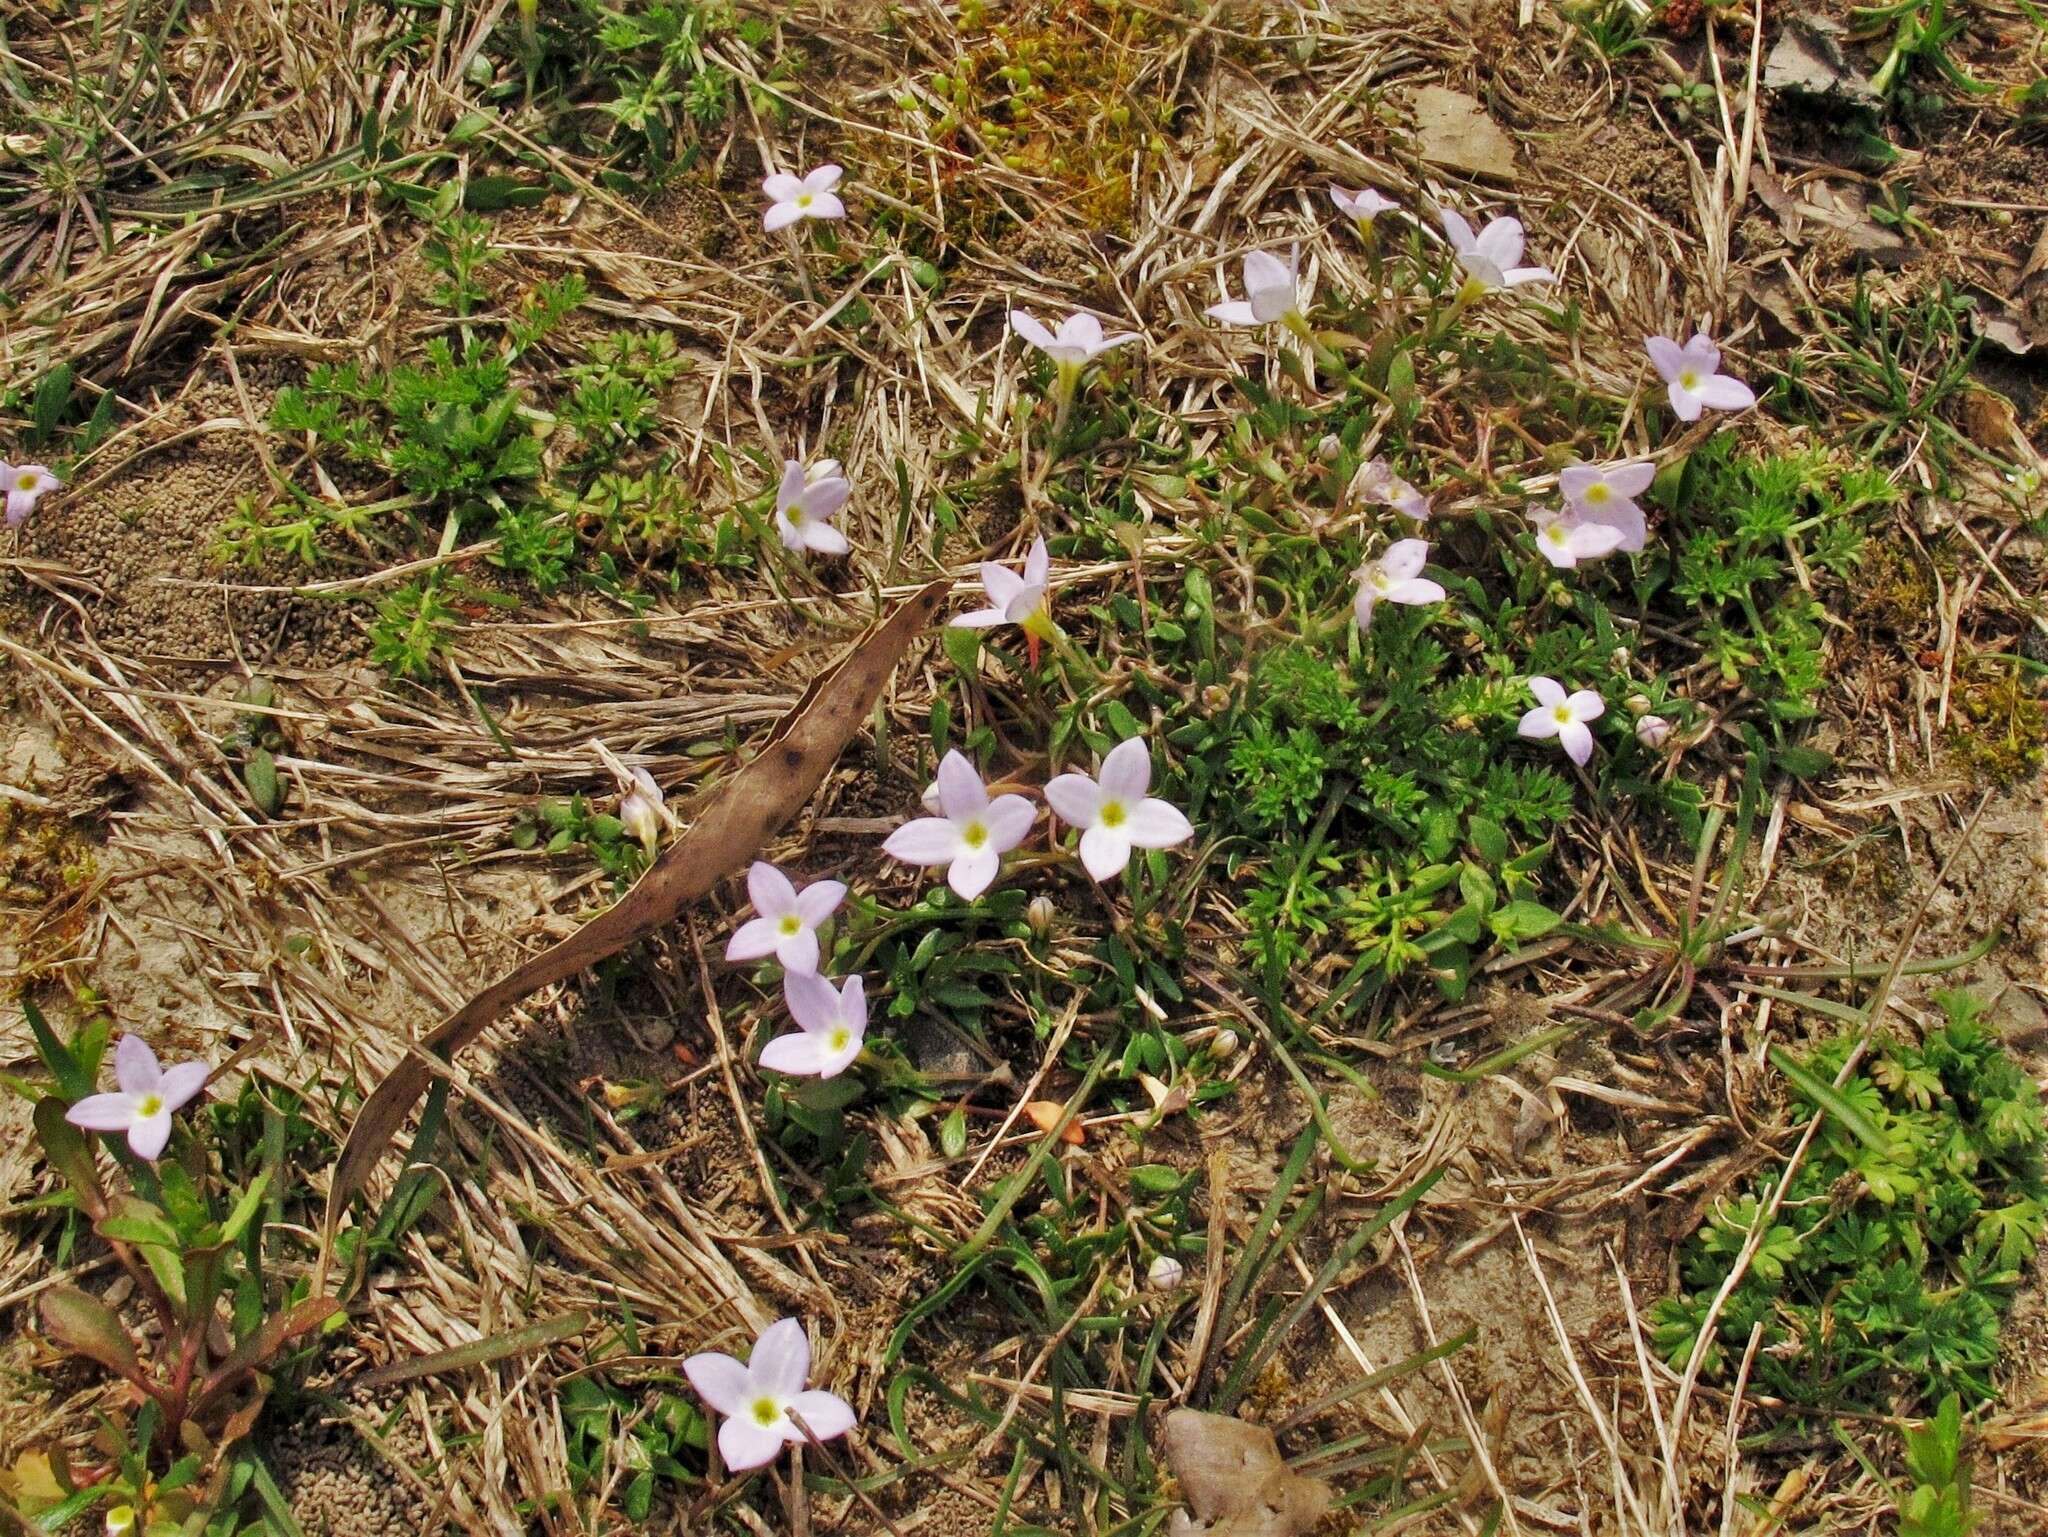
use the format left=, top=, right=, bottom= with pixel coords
left=1024, top=1100, right=1086, bottom=1145
left=1162, top=1409, right=1332, bottom=1537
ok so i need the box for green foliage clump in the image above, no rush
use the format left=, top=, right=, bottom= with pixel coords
left=1652, top=991, right=2047, bottom=1412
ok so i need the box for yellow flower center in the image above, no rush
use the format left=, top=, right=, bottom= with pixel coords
left=136, top=1094, right=163, bottom=1117
left=1552, top=705, right=1574, bottom=725
left=796, top=193, right=814, bottom=209
left=828, top=1027, right=851, bottom=1053
left=778, top=914, right=802, bottom=936
left=1584, top=483, right=1610, bottom=506
left=752, top=1397, right=780, bottom=1427
left=785, top=504, right=804, bottom=525
left=1678, top=370, right=1699, bottom=391
left=1542, top=523, right=1568, bottom=545
left=1099, top=800, right=1127, bottom=829
left=17, top=474, right=34, bottom=490
left=1370, top=568, right=1392, bottom=592
left=960, top=821, right=988, bottom=850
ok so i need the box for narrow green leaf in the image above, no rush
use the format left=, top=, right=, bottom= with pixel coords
left=1769, top=1045, right=1890, bottom=1155
left=353, top=1311, right=587, bottom=1390
left=22, top=1000, right=92, bottom=1100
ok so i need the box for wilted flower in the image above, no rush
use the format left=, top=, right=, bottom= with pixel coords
left=1148, top=1254, right=1185, bottom=1290
left=1330, top=185, right=1399, bottom=234
left=684, top=1318, right=857, bottom=1471
left=882, top=750, right=1036, bottom=900
left=762, top=973, right=868, bottom=1079
left=1205, top=246, right=1304, bottom=329
left=773, top=458, right=851, bottom=555
left=1532, top=509, right=1625, bottom=570
left=1043, top=737, right=1193, bottom=883
left=1558, top=460, right=1654, bottom=551
left=724, top=861, right=847, bottom=976
left=1348, top=457, right=1431, bottom=522
left=4, top=463, right=59, bottom=528
left=1438, top=207, right=1553, bottom=300
left=952, top=534, right=1059, bottom=664
left=1518, top=677, right=1606, bottom=767
left=66, top=1035, right=211, bottom=1161
left=1352, top=538, right=1445, bottom=630
left=592, top=740, right=671, bottom=855
left=763, top=166, right=846, bottom=231
left=1636, top=714, right=1674, bottom=749
left=1645, top=333, right=1756, bottom=423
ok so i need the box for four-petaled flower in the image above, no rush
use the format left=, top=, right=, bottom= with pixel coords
left=1352, top=538, right=1446, bottom=631
left=762, top=972, right=868, bottom=1079
left=1558, top=460, right=1654, bottom=551
left=1518, top=677, right=1606, bottom=767
left=4, top=463, right=59, bottom=528
left=1439, top=207, right=1553, bottom=301
left=1043, top=738, right=1194, bottom=883
left=763, top=166, right=846, bottom=231
left=1645, top=333, right=1756, bottom=423
left=1206, top=246, right=1304, bottom=329
left=882, top=750, right=1035, bottom=900
left=773, top=458, right=851, bottom=555
left=1009, top=310, right=1139, bottom=370
left=1533, top=509, right=1626, bottom=569
left=1349, top=456, right=1432, bottom=522
left=952, top=535, right=1059, bottom=663
left=684, top=1318, right=857, bottom=1472
left=1330, top=186, right=1399, bottom=232
left=66, top=1035, right=210, bottom=1161
left=725, top=861, right=847, bottom=975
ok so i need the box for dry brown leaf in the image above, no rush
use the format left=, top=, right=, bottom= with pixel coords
left=1410, top=87, right=1516, bottom=180
left=1024, top=1100, right=1086, bottom=1144
left=320, top=580, right=950, bottom=1253
left=1762, top=15, right=1879, bottom=107
left=1162, top=1409, right=1332, bottom=1537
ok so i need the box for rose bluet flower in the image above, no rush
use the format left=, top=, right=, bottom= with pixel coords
left=1558, top=460, right=1654, bottom=551
left=1438, top=207, right=1552, bottom=301
left=1010, top=309, right=1139, bottom=433
left=591, top=740, right=672, bottom=856
left=65, top=1035, right=210, bottom=1161
left=1331, top=186, right=1399, bottom=237
left=1352, top=538, right=1445, bottom=630
left=763, top=166, right=845, bottom=231
left=1043, top=737, right=1193, bottom=883
left=684, top=1318, right=856, bottom=1471
left=1532, top=510, right=1626, bottom=569
left=724, top=861, right=847, bottom=975
left=773, top=458, right=851, bottom=555
left=1518, top=677, right=1605, bottom=767
left=1349, top=456, right=1432, bottom=522
left=952, top=535, right=1058, bottom=664
left=1645, top=333, right=1756, bottom=423
left=882, top=750, right=1035, bottom=900
left=1206, top=246, right=1305, bottom=330
left=4, top=464, right=59, bottom=528
left=761, top=973, right=867, bottom=1079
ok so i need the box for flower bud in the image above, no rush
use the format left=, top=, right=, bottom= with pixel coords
left=1609, top=646, right=1631, bottom=670
left=1625, top=692, right=1653, bottom=716
left=1207, top=1028, right=1239, bottom=1060
left=1201, top=684, right=1232, bottom=713
left=1317, top=433, right=1344, bottom=461
left=1148, top=1254, right=1185, bottom=1291
left=1027, top=894, right=1055, bottom=940
left=920, top=778, right=944, bottom=815
left=1636, top=715, right=1673, bottom=749
left=620, top=791, right=660, bottom=848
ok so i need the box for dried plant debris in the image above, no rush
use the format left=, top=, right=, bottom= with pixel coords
left=1162, top=1410, right=1332, bottom=1537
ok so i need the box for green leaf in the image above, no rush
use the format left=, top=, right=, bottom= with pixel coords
left=942, top=625, right=982, bottom=674
left=939, top=1106, right=966, bottom=1157
left=31, top=1097, right=104, bottom=1216
left=1488, top=900, right=1562, bottom=942
left=1769, top=1045, right=1891, bottom=1156
left=462, top=175, right=546, bottom=211
left=30, top=364, right=73, bottom=445
left=22, top=999, right=93, bottom=1100
left=40, top=1286, right=141, bottom=1381
left=242, top=748, right=283, bottom=817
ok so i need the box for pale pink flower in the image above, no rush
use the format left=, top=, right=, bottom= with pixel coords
left=1533, top=510, right=1626, bottom=569
left=763, top=166, right=845, bottom=231
left=1349, top=457, right=1432, bottom=522
left=1043, top=738, right=1193, bottom=883
left=1009, top=310, right=1139, bottom=369
left=952, top=535, right=1057, bottom=657
left=762, top=973, right=867, bottom=1079
left=1330, top=186, right=1399, bottom=227
left=1558, top=460, right=1654, bottom=551
left=1645, top=333, right=1756, bottom=423
left=774, top=459, right=851, bottom=555
left=65, top=1035, right=210, bottom=1162
left=1518, top=677, right=1605, bottom=767
left=4, top=463, right=58, bottom=528
left=724, top=861, right=846, bottom=975
left=882, top=750, right=1035, bottom=900
left=1206, top=246, right=1303, bottom=328
left=1352, top=538, right=1445, bottom=630
left=684, top=1318, right=856, bottom=1471
left=1439, top=207, right=1553, bottom=296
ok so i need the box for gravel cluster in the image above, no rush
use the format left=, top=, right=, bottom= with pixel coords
left=263, top=1409, right=432, bottom=1537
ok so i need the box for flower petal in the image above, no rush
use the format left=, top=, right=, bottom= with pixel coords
left=1352, top=587, right=1377, bottom=631
left=764, top=201, right=803, bottom=232
left=685, top=1351, right=753, bottom=1416
left=155, top=1061, right=210, bottom=1115
left=1023, top=536, right=1050, bottom=586
left=128, top=1110, right=173, bottom=1161
left=1098, top=737, right=1152, bottom=802
left=1692, top=374, right=1756, bottom=411
left=763, top=174, right=804, bottom=201
left=1606, top=461, right=1656, bottom=498
left=1078, top=823, right=1132, bottom=881
left=800, top=521, right=850, bottom=556
left=761, top=1030, right=834, bottom=1076
left=950, top=606, right=1008, bottom=629
left=794, top=879, right=847, bottom=928
left=1518, top=707, right=1561, bottom=740
left=980, top=793, right=1038, bottom=853
left=1666, top=382, right=1704, bottom=422
left=775, top=925, right=821, bottom=977
left=800, top=478, right=851, bottom=520
left=934, top=750, right=987, bottom=818
left=1386, top=577, right=1445, bottom=605
left=979, top=562, right=1025, bottom=608
left=1205, top=300, right=1259, bottom=326
left=1566, top=690, right=1607, bottom=722
left=1043, top=772, right=1103, bottom=828
left=1380, top=538, right=1429, bottom=580
left=1501, top=265, right=1553, bottom=287
left=1558, top=719, right=1593, bottom=767
left=726, top=917, right=783, bottom=962
left=1557, top=465, right=1599, bottom=503
left=748, top=862, right=798, bottom=919
left=1583, top=501, right=1647, bottom=551
left=806, top=192, right=846, bottom=221
left=1061, top=313, right=1104, bottom=353
left=1437, top=206, right=1478, bottom=255
left=1682, top=332, right=1722, bottom=374
left=1528, top=676, right=1566, bottom=709
left=719, top=1415, right=788, bottom=1472
left=804, top=165, right=844, bottom=194
left=947, top=846, right=1000, bottom=900
left=786, top=1390, right=856, bottom=1442
left=1122, top=798, right=1192, bottom=850
left=775, top=460, right=806, bottom=514
left=1473, top=216, right=1525, bottom=273
left=1242, top=248, right=1291, bottom=297
left=883, top=816, right=962, bottom=866
left=1010, top=310, right=1056, bottom=352
left=115, top=1034, right=161, bottom=1097
left=784, top=970, right=840, bottom=1034
left=838, top=974, right=867, bottom=1029
left=750, top=1319, right=811, bottom=1400
left=66, top=1092, right=137, bottom=1133
left=1643, top=335, right=1686, bottom=382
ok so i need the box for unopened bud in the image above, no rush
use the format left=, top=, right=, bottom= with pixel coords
left=1609, top=646, right=1632, bottom=669
left=1207, top=1028, right=1239, bottom=1060
left=1201, top=684, right=1232, bottom=713
left=1625, top=693, right=1653, bottom=716
left=1027, top=895, right=1055, bottom=940
left=1148, top=1254, right=1185, bottom=1291
left=920, top=777, right=944, bottom=815
left=1636, top=715, right=1673, bottom=749
left=1317, top=434, right=1344, bottom=461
